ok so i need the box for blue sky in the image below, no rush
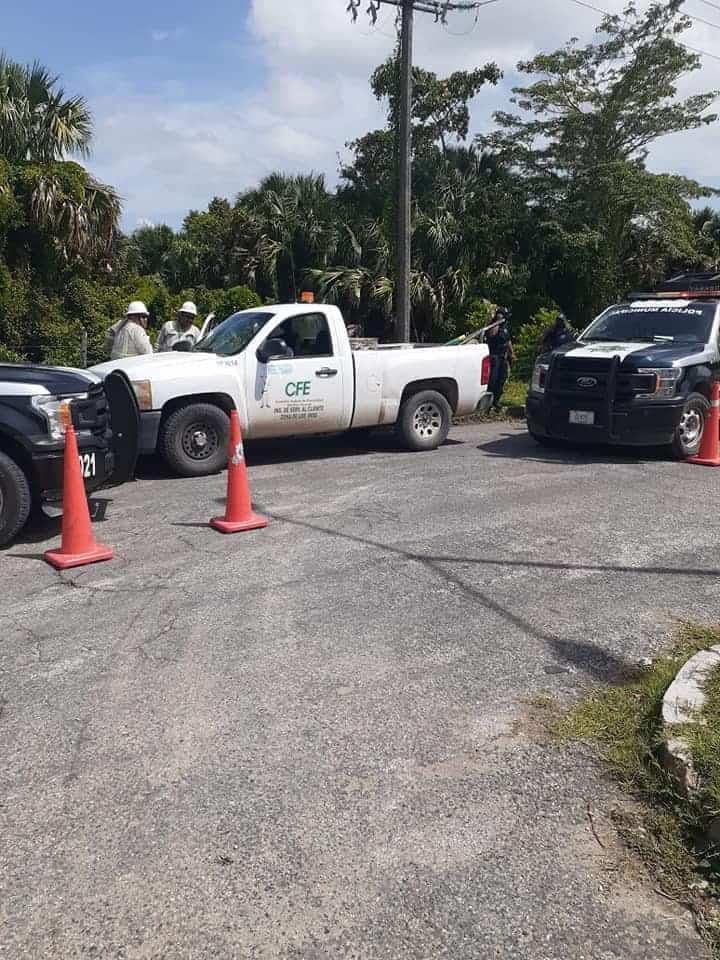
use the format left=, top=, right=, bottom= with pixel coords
left=3, top=0, right=718, bottom=229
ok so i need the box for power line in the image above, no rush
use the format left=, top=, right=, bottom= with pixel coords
left=684, top=8, right=720, bottom=30
left=348, top=0, right=497, bottom=342
left=567, top=0, right=720, bottom=62
left=697, top=0, right=720, bottom=13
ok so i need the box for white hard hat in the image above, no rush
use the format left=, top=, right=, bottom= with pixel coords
left=178, top=301, right=198, bottom=317
left=126, top=300, right=149, bottom=316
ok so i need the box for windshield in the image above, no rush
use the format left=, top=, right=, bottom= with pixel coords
left=583, top=302, right=716, bottom=345
left=195, top=310, right=275, bottom=356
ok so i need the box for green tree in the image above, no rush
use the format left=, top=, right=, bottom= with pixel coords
left=233, top=173, right=341, bottom=302
left=479, top=0, right=718, bottom=321
left=0, top=54, right=120, bottom=272
left=0, top=54, right=92, bottom=162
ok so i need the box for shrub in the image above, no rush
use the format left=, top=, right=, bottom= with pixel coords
left=513, top=307, right=560, bottom=381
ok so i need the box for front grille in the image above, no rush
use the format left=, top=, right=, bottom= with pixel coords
left=549, top=357, right=655, bottom=403
left=71, top=382, right=109, bottom=439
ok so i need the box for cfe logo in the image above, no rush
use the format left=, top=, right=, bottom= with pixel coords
left=285, top=380, right=311, bottom=397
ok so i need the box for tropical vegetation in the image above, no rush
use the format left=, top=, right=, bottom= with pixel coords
left=0, top=1, right=718, bottom=371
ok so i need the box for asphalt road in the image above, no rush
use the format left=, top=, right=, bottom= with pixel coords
left=2, top=422, right=718, bottom=959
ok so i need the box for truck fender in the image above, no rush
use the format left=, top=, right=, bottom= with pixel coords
left=399, top=378, right=459, bottom=414
left=681, top=366, right=713, bottom=398
left=159, top=392, right=237, bottom=425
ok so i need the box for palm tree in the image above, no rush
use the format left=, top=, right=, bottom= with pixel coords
left=0, top=53, right=120, bottom=262
left=0, top=54, right=93, bottom=162
left=233, top=173, right=340, bottom=301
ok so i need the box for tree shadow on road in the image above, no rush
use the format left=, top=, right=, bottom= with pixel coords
left=259, top=510, right=717, bottom=684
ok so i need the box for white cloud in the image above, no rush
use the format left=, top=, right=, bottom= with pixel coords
left=83, top=0, right=720, bottom=228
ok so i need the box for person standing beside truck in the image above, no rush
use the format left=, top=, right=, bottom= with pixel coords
left=105, top=301, right=153, bottom=360
left=486, top=308, right=514, bottom=411
left=541, top=313, right=575, bottom=353
left=156, top=302, right=201, bottom=352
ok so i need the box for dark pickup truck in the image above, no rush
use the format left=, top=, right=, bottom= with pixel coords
left=527, top=274, right=720, bottom=458
left=0, top=364, right=139, bottom=546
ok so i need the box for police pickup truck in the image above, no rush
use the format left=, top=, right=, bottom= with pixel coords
left=527, top=274, right=720, bottom=458
left=0, top=365, right=139, bottom=546
left=92, top=302, right=491, bottom=477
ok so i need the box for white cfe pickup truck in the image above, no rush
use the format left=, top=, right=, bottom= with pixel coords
left=92, top=303, right=491, bottom=477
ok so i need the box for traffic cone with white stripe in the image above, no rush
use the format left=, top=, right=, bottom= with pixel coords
left=687, top=381, right=720, bottom=467
left=210, top=410, right=268, bottom=533
left=44, top=414, right=113, bottom=569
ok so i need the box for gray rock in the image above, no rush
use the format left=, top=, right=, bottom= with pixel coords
left=661, top=646, right=720, bottom=726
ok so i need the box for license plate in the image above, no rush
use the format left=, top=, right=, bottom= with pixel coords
left=569, top=410, right=595, bottom=425
left=78, top=452, right=97, bottom=479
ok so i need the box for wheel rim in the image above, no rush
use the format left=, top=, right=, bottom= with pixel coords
left=181, top=421, right=220, bottom=461
left=678, top=406, right=703, bottom=451
left=412, top=401, right=443, bottom=440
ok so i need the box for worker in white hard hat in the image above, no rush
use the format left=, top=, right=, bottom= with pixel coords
left=105, top=301, right=154, bottom=360
left=156, top=301, right=201, bottom=352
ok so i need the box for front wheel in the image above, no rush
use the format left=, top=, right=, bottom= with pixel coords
left=159, top=403, right=230, bottom=477
left=0, top=451, right=32, bottom=547
left=397, top=390, right=452, bottom=451
left=671, top=392, right=709, bottom=460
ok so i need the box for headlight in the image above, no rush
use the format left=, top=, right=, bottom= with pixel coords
left=531, top=362, right=549, bottom=394
left=635, top=368, right=682, bottom=400
left=131, top=380, right=153, bottom=411
left=31, top=394, right=87, bottom=440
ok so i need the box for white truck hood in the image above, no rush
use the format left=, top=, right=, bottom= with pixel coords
left=91, top=351, right=224, bottom=380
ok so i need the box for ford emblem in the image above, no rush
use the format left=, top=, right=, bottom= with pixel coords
left=577, top=376, right=597, bottom=388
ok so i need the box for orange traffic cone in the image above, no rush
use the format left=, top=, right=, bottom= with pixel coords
left=210, top=410, right=268, bottom=534
left=44, top=418, right=113, bottom=569
left=687, top=381, right=720, bottom=467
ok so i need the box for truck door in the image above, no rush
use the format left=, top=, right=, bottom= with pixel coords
left=104, top=369, right=140, bottom=484
left=248, top=312, right=346, bottom=438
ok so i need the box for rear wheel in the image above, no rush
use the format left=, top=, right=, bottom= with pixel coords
left=397, top=390, right=452, bottom=451
left=160, top=403, right=230, bottom=477
left=672, top=392, right=709, bottom=460
left=0, top=451, right=32, bottom=547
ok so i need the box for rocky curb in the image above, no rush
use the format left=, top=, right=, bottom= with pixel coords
left=661, top=645, right=720, bottom=842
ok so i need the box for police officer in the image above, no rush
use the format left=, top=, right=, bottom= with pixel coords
left=105, top=301, right=153, bottom=360
left=486, top=308, right=514, bottom=411
left=156, top=301, right=201, bottom=352
left=541, top=312, right=574, bottom=354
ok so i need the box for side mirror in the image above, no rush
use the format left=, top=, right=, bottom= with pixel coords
left=257, top=338, right=293, bottom=363
left=172, top=341, right=193, bottom=352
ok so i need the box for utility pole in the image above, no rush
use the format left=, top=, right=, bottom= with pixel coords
left=348, top=0, right=497, bottom=342
left=397, top=0, right=413, bottom=343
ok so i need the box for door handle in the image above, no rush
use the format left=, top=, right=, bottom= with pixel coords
left=316, top=367, right=338, bottom=378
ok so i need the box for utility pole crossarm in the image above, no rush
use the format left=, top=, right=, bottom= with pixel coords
left=349, top=0, right=494, bottom=341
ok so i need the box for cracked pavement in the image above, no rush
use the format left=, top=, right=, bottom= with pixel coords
left=1, top=422, right=718, bottom=959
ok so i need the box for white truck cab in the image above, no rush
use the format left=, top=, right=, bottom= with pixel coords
left=92, top=303, right=490, bottom=476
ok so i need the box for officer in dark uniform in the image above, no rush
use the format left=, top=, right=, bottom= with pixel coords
left=486, top=308, right=514, bottom=411
left=541, top=313, right=574, bottom=354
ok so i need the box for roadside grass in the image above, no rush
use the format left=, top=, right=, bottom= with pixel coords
left=455, top=378, right=529, bottom=424
left=551, top=623, right=720, bottom=952
left=500, top=378, right=529, bottom=409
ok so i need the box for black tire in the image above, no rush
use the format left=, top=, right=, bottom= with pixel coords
left=396, top=390, right=452, bottom=452
left=159, top=403, right=230, bottom=477
left=671, top=392, right=710, bottom=460
left=0, top=451, right=32, bottom=547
